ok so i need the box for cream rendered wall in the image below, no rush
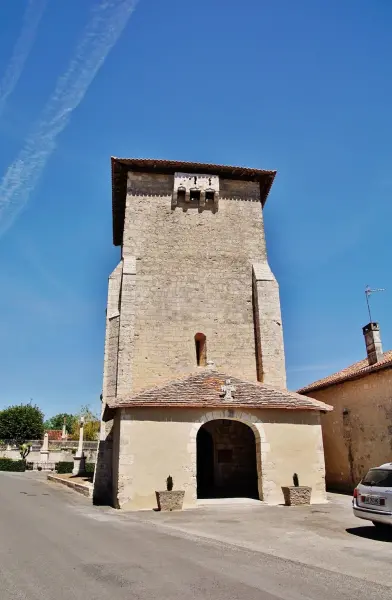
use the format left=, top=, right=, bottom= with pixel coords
left=309, top=368, right=392, bottom=492
left=115, top=407, right=326, bottom=510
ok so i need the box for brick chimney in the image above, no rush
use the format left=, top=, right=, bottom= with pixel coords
left=363, top=322, right=383, bottom=366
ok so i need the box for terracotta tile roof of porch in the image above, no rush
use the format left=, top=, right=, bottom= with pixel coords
left=108, top=371, right=332, bottom=412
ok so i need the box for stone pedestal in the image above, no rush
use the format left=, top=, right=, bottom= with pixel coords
left=72, top=454, right=86, bottom=476
left=40, top=451, right=49, bottom=463
left=40, top=433, right=49, bottom=463
left=72, top=416, right=86, bottom=476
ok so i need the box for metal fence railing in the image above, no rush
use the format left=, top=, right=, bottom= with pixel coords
left=26, top=462, right=57, bottom=471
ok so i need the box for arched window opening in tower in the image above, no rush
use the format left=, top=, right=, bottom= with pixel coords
left=195, top=333, right=207, bottom=366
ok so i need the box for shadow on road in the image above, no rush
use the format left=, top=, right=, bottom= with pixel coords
left=346, top=526, right=392, bottom=542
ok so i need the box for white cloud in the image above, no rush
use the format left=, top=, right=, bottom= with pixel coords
left=0, top=0, right=47, bottom=117
left=0, top=0, right=138, bottom=237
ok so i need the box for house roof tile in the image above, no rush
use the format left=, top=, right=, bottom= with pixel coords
left=298, top=350, right=392, bottom=394
left=45, top=430, right=63, bottom=441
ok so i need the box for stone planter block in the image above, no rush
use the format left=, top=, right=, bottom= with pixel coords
left=282, top=486, right=312, bottom=506
left=155, top=490, right=185, bottom=511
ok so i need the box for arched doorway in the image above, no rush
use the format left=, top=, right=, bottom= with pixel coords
left=196, top=419, right=258, bottom=499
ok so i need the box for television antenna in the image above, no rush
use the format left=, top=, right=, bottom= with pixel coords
left=365, top=285, right=385, bottom=322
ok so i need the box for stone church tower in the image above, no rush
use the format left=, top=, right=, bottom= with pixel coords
left=93, top=158, right=330, bottom=510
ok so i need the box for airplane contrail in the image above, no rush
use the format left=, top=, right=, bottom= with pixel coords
left=0, top=0, right=138, bottom=237
left=0, top=0, right=48, bottom=117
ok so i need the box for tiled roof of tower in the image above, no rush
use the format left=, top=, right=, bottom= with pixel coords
left=111, top=157, right=277, bottom=246
left=298, top=349, right=392, bottom=394
left=107, top=371, right=332, bottom=412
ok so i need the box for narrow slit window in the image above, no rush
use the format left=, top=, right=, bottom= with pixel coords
left=195, top=333, right=207, bottom=366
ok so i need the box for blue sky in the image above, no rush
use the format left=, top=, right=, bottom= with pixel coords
left=0, top=0, right=391, bottom=418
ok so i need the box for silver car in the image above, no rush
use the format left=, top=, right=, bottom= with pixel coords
left=353, top=463, right=392, bottom=528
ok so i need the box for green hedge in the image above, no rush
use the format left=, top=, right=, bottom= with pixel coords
left=55, top=461, right=95, bottom=475
left=0, top=458, right=26, bottom=472
left=56, top=461, right=73, bottom=474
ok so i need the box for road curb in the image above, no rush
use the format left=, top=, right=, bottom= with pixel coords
left=47, top=474, right=92, bottom=498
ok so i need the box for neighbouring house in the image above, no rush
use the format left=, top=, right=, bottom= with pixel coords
left=93, top=157, right=332, bottom=510
left=298, top=322, right=392, bottom=492
left=45, top=430, right=63, bottom=441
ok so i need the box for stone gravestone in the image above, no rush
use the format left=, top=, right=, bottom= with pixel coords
left=72, top=416, right=86, bottom=476
left=40, top=433, right=49, bottom=463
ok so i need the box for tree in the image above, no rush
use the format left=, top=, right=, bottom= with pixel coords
left=19, top=443, right=32, bottom=459
left=44, top=413, right=76, bottom=431
left=71, top=405, right=100, bottom=441
left=0, top=404, right=44, bottom=444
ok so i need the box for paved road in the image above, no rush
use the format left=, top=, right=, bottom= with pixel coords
left=137, top=492, right=392, bottom=585
left=0, top=473, right=391, bottom=600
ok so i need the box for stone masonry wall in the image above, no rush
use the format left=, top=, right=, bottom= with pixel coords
left=118, top=170, right=285, bottom=393
left=102, top=262, right=122, bottom=401
left=308, top=368, right=392, bottom=492
left=253, top=263, right=286, bottom=388
left=94, top=262, right=122, bottom=504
